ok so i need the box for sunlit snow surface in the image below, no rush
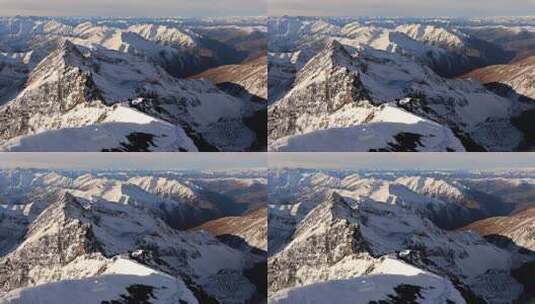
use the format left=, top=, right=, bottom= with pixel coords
left=1, top=258, right=199, bottom=304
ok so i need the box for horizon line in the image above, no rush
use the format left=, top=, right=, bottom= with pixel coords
left=1, top=14, right=533, bottom=19
left=268, top=14, right=535, bottom=19
left=0, top=15, right=266, bottom=18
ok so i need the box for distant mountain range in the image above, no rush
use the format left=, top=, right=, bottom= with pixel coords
left=5, top=15, right=535, bottom=152
left=1, top=165, right=535, bottom=303
left=0, top=169, right=267, bottom=304
left=0, top=16, right=267, bottom=152
left=268, top=16, right=535, bottom=152
left=268, top=168, right=535, bottom=303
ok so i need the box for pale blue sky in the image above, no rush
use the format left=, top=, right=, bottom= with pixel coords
left=269, top=0, right=535, bottom=17
left=2, top=153, right=534, bottom=171
left=0, top=0, right=267, bottom=17
left=0, top=153, right=266, bottom=170
left=269, top=153, right=535, bottom=171
left=2, top=0, right=532, bottom=18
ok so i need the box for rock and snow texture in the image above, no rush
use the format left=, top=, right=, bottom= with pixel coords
left=268, top=168, right=535, bottom=304
left=267, top=16, right=535, bottom=152
left=0, top=16, right=266, bottom=152
left=0, top=169, right=268, bottom=304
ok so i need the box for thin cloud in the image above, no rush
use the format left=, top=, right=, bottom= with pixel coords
left=0, top=0, right=267, bottom=17
left=269, top=153, right=535, bottom=171
left=269, top=0, right=535, bottom=17
left=0, top=153, right=267, bottom=171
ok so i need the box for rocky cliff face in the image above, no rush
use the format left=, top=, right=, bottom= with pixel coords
left=0, top=169, right=267, bottom=304
left=0, top=16, right=265, bottom=152
left=268, top=17, right=534, bottom=152
left=0, top=193, right=101, bottom=292
left=268, top=169, right=535, bottom=303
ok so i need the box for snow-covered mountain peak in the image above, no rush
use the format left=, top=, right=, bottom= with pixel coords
left=395, top=24, right=466, bottom=49
left=20, top=192, right=92, bottom=250
left=286, top=38, right=364, bottom=98
left=340, top=21, right=364, bottom=36
left=127, top=176, right=198, bottom=200
left=34, top=191, right=83, bottom=216
left=0, top=169, right=267, bottom=303
left=395, top=176, right=466, bottom=200
left=323, top=39, right=355, bottom=65
left=40, top=20, right=73, bottom=35
left=31, top=39, right=85, bottom=70
left=127, top=24, right=198, bottom=49
left=309, top=20, right=340, bottom=36
left=289, top=192, right=356, bottom=241
left=36, top=171, right=74, bottom=187
left=270, top=184, right=523, bottom=302
left=322, top=191, right=355, bottom=213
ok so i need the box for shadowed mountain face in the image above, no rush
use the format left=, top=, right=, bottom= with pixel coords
left=462, top=209, right=535, bottom=302
left=460, top=56, right=535, bottom=151
left=0, top=168, right=267, bottom=304
left=268, top=168, right=535, bottom=304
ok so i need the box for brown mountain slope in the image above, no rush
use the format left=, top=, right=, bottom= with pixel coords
left=461, top=55, right=535, bottom=100
left=461, top=206, right=535, bottom=252
left=193, top=207, right=267, bottom=252
left=191, top=56, right=267, bottom=101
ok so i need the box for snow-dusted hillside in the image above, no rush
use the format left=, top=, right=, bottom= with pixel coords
left=0, top=16, right=266, bottom=152
left=268, top=168, right=535, bottom=303
left=0, top=169, right=267, bottom=304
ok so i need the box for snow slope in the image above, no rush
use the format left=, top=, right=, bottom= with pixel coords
left=0, top=40, right=258, bottom=151
left=1, top=258, right=199, bottom=304
left=268, top=169, right=531, bottom=303
left=0, top=169, right=267, bottom=304
left=270, top=258, right=465, bottom=304
left=268, top=39, right=529, bottom=151
left=0, top=105, right=198, bottom=152
left=270, top=104, right=465, bottom=152
left=0, top=16, right=264, bottom=152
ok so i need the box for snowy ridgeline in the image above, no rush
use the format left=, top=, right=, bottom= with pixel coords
left=0, top=16, right=267, bottom=152
left=268, top=168, right=535, bottom=304
left=268, top=17, right=535, bottom=152
left=0, top=169, right=268, bottom=304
